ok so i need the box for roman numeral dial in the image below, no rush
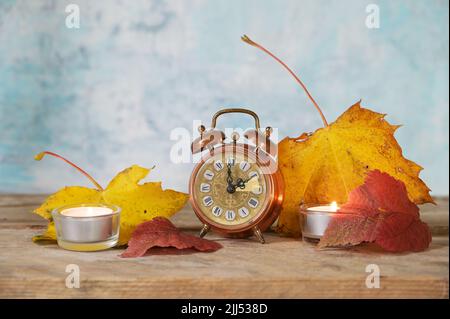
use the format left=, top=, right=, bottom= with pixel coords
left=194, top=152, right=269, bottom=227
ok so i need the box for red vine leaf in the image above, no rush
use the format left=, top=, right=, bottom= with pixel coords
left=120, top=217, right=223, bottom=257
left=318, top=170, right=432, bottom=252
left=375, top=212, right=431, bottom=252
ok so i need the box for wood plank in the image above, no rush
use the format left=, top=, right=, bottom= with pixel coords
left=0, top=195, right=448, bottom=298
left=1, top=195, right=447, bottom=235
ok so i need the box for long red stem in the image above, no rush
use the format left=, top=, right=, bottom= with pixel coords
left=35, top=151, right=104, bottom=191
left=241, top=35, right=328, bottom=127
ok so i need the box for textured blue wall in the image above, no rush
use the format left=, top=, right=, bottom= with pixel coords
left=0, top=0, right=448, bottom=195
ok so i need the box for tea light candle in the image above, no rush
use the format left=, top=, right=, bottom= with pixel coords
left=306, top=201, right=339, bottom=213
left=52, top=204, right=121, bottom=252
left=61, top=206, right=116, bottom=218
left=299, top=202, right=339, bottom=242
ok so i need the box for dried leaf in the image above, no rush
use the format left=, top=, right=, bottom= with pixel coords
left=32, top=222, right=56, bottom=244
left=33, top=165, right=189, bottom=245
left=120, top=217, right=223, bottom=257
left=318, top=170, right=432, bottom=252
left=277, top=101, right=434, bottom=236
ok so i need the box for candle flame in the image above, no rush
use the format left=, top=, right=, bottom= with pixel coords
left=330, top=201, right=339, bottom=211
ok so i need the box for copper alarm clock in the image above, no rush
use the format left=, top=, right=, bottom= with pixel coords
left=189, top=108, right=284, bottom=243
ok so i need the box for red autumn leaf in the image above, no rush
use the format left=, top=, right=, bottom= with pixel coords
left=120, top=217, right=222, bottom=257
left=318, top=170, right=432, bottom=252
left=375, top=212, right=431, bottom=252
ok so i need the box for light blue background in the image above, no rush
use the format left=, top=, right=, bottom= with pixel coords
left=0, top=0, right=448, bottom=195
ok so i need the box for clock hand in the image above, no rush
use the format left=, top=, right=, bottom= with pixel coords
left=244, top=174, right=257, bottom=183
left=226, top=163, right=236, bottom=194
left=235, top=174, right=257, bottom=189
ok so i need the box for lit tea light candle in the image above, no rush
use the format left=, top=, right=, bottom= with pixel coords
left=61, top=206, right=116, bottom=218
left=52, top=204, right=121, bottom=252
left=306, top=201, right=339, bottom=213
left=299, top=201, right=340, bottom=242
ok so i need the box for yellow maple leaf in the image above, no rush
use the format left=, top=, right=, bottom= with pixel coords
left=33, top=153, right=188, bottom=245
left=32, top=221, right=56, bottom=243
left=241, top=35, right=434, bottom=237
left=276, top=101, right=434, bottom=236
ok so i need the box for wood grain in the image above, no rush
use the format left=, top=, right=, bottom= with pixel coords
left=0, top=194, right=448, bottom=298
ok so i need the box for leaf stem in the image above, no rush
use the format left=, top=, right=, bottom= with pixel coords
left=241, top=35, right=328, bottom=127
left=34, top=151, right=104, bottom=191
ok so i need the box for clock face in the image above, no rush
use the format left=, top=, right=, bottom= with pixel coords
left=192, top=149, right=272, bottom=229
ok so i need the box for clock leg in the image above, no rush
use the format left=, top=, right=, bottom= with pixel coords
left=199, top=224, right=210, bottom=238
left=253, top=226, right=265, bottom=244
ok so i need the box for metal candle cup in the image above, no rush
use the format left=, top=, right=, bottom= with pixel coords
left=299, top=202, right=339, bottom=242
left=52, top=204, right=121, bottom=251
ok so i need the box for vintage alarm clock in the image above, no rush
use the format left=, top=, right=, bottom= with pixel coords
left=189, top=108, right=284, bottom=243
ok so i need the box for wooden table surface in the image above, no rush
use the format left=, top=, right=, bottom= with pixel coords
left=0, top=194, right=448, bottom=299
